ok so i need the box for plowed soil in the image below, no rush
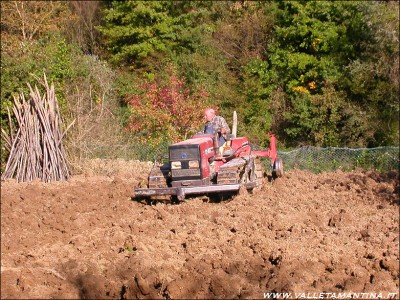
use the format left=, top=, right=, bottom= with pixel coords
left=1, top=160, right=399, bottom=299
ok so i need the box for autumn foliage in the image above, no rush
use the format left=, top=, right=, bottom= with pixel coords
left=126, top=68, right=211, bottom=145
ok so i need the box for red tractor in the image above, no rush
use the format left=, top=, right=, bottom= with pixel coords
left=134, top=115, right=283, bottom=201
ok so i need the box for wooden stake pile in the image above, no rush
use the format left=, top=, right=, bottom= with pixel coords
left=1, top=74, right=70, bottom=182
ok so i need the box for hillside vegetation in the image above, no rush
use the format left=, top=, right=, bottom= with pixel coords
left=1, top=1, right=399, bottom=170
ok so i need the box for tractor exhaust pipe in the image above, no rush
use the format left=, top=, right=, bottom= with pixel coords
left=213, top=131, right=220, bottom=155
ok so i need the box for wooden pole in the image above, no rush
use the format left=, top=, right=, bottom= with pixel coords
left=1, top=73, right=70, bottom=182
left=232, top=111, right=238, bottom=138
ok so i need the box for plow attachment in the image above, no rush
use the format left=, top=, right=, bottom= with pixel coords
left=134, top=181, right=259, bottom=201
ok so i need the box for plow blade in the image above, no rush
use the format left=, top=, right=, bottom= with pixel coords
left=134, top=182, right=258, bottom=200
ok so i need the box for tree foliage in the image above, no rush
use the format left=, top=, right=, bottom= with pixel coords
left=1, top=0, right=399, bottom=170
left=344, top=1, right=399, bottom=146
left=1, top=2, right=80, bottom=115
left=1, top=1, right=70, bottom=47
left=1, top=1, right=119, bottom=170
left=65, top=1, right=102, bottom=55
left=126, top=66, right=210, bottom=146
left=242, top=1, right=399, bottom=147
left=97, top=1, right=215, bottom=70
left=98, top=1, right=177, bottom=67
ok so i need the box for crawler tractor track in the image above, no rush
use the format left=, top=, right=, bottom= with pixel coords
left=254, top=157, right=264, bottom=178
left=147, top=163, right=171, bottom=200
left=148, top=163, right=170, bottom=188
left=217, top=155, right=260, bottom=186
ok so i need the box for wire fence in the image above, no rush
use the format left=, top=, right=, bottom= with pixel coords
left=76, top=140, right=399, bottom=174
left=277, top=146, right=399, bottom=173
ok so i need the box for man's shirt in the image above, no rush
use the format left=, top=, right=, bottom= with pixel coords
left=204, top=116, right=230, bottom=145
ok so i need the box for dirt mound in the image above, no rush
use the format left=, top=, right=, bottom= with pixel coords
left=1, top=167, right=399, bottom=299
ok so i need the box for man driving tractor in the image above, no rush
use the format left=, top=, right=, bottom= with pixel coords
left=203, top=108, right=230, bottom=147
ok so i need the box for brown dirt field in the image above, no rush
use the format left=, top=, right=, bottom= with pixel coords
left=1, top=161, right=399, bottom=299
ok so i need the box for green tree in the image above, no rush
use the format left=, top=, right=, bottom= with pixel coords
left=98, top=1, right=179, bottom=68
left=98, top=1, right=240, bottom=138
left=242, top=1, right=398, bottom=147
left=344, top=1, right=399, bottom=146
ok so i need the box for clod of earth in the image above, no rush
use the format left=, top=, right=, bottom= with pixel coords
left=1, top=167, right=399, bottom=299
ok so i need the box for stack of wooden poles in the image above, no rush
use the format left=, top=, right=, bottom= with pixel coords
left=1, top=74, right=70, bottom=182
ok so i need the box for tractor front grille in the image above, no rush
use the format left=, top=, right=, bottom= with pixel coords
left=171, top=169, right=201, bottom=177
left=169, top=144, right=202, bottom=180
left=169, top=145, right=200, bottom=161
